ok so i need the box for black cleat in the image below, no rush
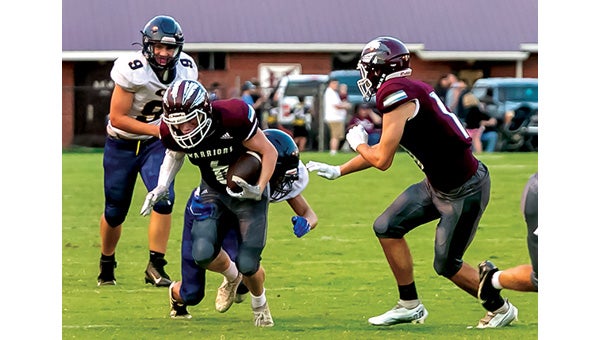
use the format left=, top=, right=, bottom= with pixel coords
left=145, top=258, right=172, bottom=287
left=478, top=260, right=502, bottom=309
left=97, top=259, right=117, bottom=286
left=169, top=281, right=192, bottom=319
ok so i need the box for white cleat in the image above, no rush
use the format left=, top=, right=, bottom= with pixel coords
left=252, top=302, right=274, bottom=327
left=476, top=300, right=518, bottom=328
left=215, top=273, right=242, bottom=313
left=368, top=302, right=428, bottom=326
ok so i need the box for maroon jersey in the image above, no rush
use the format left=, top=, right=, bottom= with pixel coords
left=160, top=98, right=259, bottom=192
left=377, top=76, right=478, bottom=192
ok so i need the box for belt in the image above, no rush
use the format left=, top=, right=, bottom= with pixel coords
left=108, top=136, right=159, bottom=155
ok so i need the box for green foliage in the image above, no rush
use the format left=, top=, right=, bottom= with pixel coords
left=63, top=151, right=538, bottom=339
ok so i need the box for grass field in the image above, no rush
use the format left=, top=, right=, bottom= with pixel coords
left=62, top=150, right=538, bottom=339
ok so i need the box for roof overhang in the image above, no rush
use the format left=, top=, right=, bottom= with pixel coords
left=62, top=43, right=426, bottom=61
left=62, top=44, right=536, bottom=62
left=415, top=50, right=531, bottom=61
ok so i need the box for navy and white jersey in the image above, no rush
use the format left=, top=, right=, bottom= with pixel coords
left=107, top=51, right=198, bottom=140
left=376, top=75, right=478, bottom=192
left=160, top=99, right=259, bottom=192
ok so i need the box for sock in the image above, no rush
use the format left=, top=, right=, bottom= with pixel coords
left=491, top=271, right=504, bottom=289
left=149, top=251, right=165, bottom=263
left=250, top=288, right=267, bottom=309
left=397, top=282, right=420, bottom=309
left=222, top=261, right=239, bottom=282
left=493, top=301, right=509, bottom=314
left=101, top=253, right=115, bottom=262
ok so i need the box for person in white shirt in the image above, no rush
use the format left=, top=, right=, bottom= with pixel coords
left=324, top=78, right=351, bottom=155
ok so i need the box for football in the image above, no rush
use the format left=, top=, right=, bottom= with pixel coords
left=226, top=151, right=262, bottom=193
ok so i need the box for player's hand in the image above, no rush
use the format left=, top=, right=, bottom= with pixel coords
left=226, top=176, right=262, bottom=200
left=291, top=216, right=310, bottom=238
left=346, top=125, right=369, bottom=151
left=306, top=161, right=341, bottom=180
left=140, top=185, right=170, bottom=216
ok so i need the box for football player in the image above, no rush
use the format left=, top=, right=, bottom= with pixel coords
left=477, top=172, right=538, bottom=318
left=140, top=79, right=278, bottom=327
left=306, top=36, right=517, bottom=328
left=223, top=128, right=319, bottom=305
left=98, top=15, right=198, bottom=287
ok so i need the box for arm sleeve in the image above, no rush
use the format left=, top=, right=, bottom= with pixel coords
left=157, top=149, right=185, bottom=187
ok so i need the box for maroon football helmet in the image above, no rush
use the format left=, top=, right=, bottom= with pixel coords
left=162, top=79, right=213, bottom=149
left=357, top=36, right=412, bottom=101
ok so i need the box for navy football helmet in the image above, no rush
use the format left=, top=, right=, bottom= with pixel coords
left=357, top=36, right=412, bottom=101
left=264, top=129, right=300, bottom=201
left=141, top=15, right=184, bottom=78
left=162, top=80, right=213, bottom=149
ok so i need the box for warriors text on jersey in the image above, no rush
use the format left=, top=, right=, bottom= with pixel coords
left=376, top=75, right=478, bottom=192
left=160, top=99, right=259, bottom=193
left=106, top=51, right=198, bottom=140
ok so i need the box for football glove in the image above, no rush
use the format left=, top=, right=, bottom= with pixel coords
left=306, top=161, right=341, bottom=180
left=140, top=185, right=170, bottom=216
left=226, top=176, right=263, bottom=201
left=291, top=216, right=310, bottom=238
left=346, top=125, right=369, bottom=151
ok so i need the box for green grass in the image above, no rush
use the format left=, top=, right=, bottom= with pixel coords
left=63, top=151, right=538, bottom=339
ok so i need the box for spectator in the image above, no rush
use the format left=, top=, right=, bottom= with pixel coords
left=446, top=78, right=466, bottom=113
left=324, top=78, right=351, bottom=155
left=97, top=15, right=198, bottom=287
left=208, top=81, right=221, bottom=101
left=463, top=92, right=498, bottom=153
left=339, top=83, right=349, bottom=102
left=250, top=78, right=267, bottom=129
left=241, top=80, right=266, bottom=114
left=347, top=103, right=382, bottom=146
left=290, top=96, right=311, bottom=151
left=434, top=73, right=456, bottom=105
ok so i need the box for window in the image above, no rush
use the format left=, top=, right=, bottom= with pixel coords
left=197, top=52, right=226, bottom=70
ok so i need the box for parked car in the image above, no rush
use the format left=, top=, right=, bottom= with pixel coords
left=272, top=74, right=328, bottom=126
left=471, top=77, right=538, bottom=151
left=328, top=69, right=375, bottom=112
left=270, top=74, right=329, bottom=149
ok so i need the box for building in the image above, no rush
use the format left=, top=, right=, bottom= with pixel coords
left=62, top=0, right=538, bottom=147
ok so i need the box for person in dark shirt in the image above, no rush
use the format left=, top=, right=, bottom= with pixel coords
left=307, top=36, right=517, bottom=329
left=140, top=79, right=277, bottom=327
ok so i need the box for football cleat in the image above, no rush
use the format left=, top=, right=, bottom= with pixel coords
left=169, top=281, right=192, bottom=319
left=235, top=292, right=248, bottom=304
left=145, top=259, right=172, bottom=287
left=235, top=282, right=250, bottom=304
left=476, top=300, right=518, bottom=328
left=97, top=259, right=117, bottom=286
left=368, top=302, right=428, bottom=326
left=478, top=260, right=502, bottom=308
left=253, top=302, right=274, bottom=327
left=215, top=273, right=242, bottom=312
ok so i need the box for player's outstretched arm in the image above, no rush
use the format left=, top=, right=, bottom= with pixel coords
left=140, top=149, right=185, bottom=216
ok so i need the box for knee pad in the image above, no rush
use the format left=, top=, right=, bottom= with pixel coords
left=373, top=215, right=407, bottom=239
left=153, top=196, right=175, bottom=215
left=236, top=248, right=261, bottom=276
left=191, top=238, right=218, bottom=267
left=433, top=257, right=462, bottom=278
left=104, top=206, right=127, bottom=227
